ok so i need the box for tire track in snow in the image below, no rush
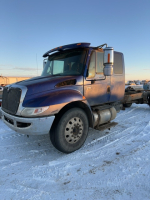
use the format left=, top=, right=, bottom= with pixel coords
left=0, top=104, right=150, bottom=200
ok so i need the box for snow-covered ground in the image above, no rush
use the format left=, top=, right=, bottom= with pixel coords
left=0, top=104, right=150, bottom=200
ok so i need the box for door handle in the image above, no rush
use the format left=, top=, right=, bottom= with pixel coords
left=107, top=85, right=110, bottom=93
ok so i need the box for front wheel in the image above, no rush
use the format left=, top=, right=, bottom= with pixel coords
left=50, top=108, right=89, bottom=153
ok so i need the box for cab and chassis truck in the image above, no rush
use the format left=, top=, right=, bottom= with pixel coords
left=1, top=43, right=150, bottom=153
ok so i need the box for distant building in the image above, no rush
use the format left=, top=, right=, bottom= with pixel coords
left=0, top=76, right=32, bottom=86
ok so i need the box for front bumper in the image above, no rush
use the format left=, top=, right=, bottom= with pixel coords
left=0, top=108, right=55, bottom=135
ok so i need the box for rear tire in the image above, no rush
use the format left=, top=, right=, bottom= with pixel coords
left=50, top=108, right=89, bottom=153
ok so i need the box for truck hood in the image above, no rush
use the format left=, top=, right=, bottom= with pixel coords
left=17, top=75, right=83, bottom=96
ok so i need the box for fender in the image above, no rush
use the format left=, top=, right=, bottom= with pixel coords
left=22, top=88, right=94, bottom=127
left=22, top=88, right=85, bottom=107
left=57, top=99, right=94, bottom=128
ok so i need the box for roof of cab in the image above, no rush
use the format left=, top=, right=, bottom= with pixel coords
left=43, top=43, right=91, bottom=57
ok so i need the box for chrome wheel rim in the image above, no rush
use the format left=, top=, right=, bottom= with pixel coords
left=65, top=117, right=83, bottom=144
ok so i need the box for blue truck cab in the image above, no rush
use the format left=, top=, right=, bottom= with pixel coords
left=0, top=43, right=125, bottom=153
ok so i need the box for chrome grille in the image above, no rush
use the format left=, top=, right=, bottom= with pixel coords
left=2, top=87, right=22, bottom=115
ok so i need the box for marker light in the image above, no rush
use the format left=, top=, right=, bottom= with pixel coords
left=108, top=53, right=110, bottom=63
left=104, top=47, right=114, bottom=64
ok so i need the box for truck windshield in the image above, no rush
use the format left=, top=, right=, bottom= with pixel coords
left=41, top=49, right=87, bottom=76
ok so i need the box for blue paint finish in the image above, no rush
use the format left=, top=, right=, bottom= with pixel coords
left=17, top=43, right=125, bottom=109
left=83, top=48, right=110, bottom=106
left=18, top=75, right=83, bottom=96
left=83, top=49, right=125, bottom=106
left=23, top=88, right=84, bottom=107
left=84, top=76, right=110, bottom=106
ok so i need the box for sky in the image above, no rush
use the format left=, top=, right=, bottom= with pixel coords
left=0, top=0, right=150, bottom=80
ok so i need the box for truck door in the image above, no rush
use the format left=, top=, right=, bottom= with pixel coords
left=84, top=50, right=111, bottom=106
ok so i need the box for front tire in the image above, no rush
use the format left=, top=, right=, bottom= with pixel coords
left=50, top=108, right=89, bottom=153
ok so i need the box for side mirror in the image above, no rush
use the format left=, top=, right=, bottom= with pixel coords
left=103, top=65, right=113, bottom=76
left=103, top=47, right=114, bottom=76
left=43, top=59, right=47, bottom=69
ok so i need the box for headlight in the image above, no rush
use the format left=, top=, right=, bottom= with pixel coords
left=21, top=106, right=49, bottom=117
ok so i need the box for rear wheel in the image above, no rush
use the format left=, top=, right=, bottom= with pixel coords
left=50, top=108, right=89, bottom=153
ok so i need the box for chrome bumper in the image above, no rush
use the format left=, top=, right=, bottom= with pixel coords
left=0, top=108, right=55, bottom=135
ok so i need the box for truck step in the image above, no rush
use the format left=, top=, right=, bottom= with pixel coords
left=95, top=122, right=118, bottom=131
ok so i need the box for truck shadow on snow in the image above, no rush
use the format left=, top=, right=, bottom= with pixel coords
left=23, top=122, right=118, bottom=153
left=0, top=118, right=119, bottom=162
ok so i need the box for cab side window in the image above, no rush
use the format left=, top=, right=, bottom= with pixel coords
left=96, top=52, right=104, bottom=75
left=113, top=52, right=123, bottom=74
left=87, top=52, right=95, bottom=78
